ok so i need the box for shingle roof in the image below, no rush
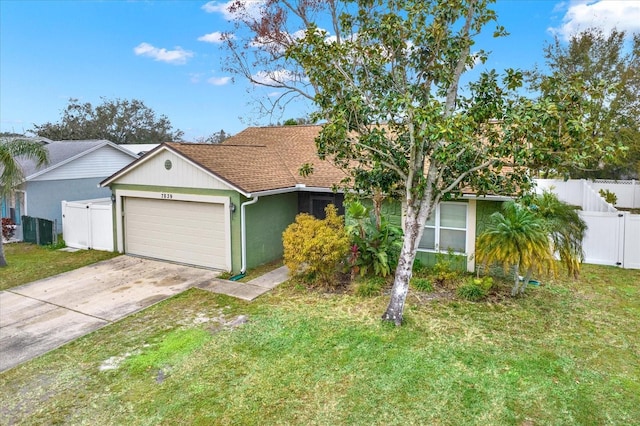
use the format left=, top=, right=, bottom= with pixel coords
left=165, top=125, right=346, bottom=194
left=18, top=140, right=112, bottom=177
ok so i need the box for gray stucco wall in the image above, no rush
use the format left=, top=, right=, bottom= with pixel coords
left=26, top=178, right=112, bottom=233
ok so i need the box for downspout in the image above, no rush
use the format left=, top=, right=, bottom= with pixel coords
left=239, top=196, right=259, bottom=275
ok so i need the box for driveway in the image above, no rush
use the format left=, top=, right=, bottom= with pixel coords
left=0, top=256, right=222, bottom=372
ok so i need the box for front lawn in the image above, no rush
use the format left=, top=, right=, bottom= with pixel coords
left=0, top=243, right=119, bottom=291
left=1, top=264, right=639, bottom=424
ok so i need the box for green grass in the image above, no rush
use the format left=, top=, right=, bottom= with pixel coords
left=0, top=242, right=119, bottom=290
left=1, top=264, right=639, bottom=424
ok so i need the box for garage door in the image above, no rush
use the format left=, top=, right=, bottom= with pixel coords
left=124, top=197, right=229, bottom=269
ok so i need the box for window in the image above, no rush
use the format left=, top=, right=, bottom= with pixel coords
left=418, top=202, right=467, bottom=253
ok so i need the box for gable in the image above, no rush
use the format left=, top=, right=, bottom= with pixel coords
left=30, top=145, right=137, bottom=181
left=112, top=149, right=235, bottom=191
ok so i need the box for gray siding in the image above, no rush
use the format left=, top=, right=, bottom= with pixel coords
left=26, top=178, right=112, bottom=233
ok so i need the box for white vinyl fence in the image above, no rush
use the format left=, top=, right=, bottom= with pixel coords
left=535, top=179, right=617, bottom=212
left=534, top=179, right=640, bottom=270
left=581, top=211, right=640, bottom=269
left=62, top=198, right=114, bottom=251
left=590, top=179, right=640, bottom=209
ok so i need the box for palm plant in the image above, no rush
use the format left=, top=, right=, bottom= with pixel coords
left=476, top=201, right=557, bottom=296
left=529, top=191, right=587, bottom=278
left=0, top=137, right=49, bottom=267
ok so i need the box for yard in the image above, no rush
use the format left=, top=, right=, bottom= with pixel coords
left=0, top=243, right=119, bottom=291
left=1, top=246, right=639, bottom=424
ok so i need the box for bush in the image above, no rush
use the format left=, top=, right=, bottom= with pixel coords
left=354, top=276, right=387, bottom=297
left=410, top=277, right=433, bottom=292
left=457, top=283, right=485, bottom=301
left=2, top=218, right=16, bottom=240
left=599, top=189, right=618, bottom=205
left=282, top=205, right=350, bottom=285
left=432, top=251, right=461, bottom=286
left=457, top=276, right=493, bottom=301
left=347, top=201, right=403, bottom=278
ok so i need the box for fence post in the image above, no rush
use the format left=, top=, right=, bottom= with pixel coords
left=35, top=218, right=41, bottom=245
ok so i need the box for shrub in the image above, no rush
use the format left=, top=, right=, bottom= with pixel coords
left=410, top=277, right=433, bottom=292
left=346, top=201, right=403, bottom=278
left=354, top=276, right=387, bottom=297
left=599, top=189, right=618, bottom=205
left=282, top=205, right=350, bottom=285
left=432, top=251, right=461, bottom=286
left=457, top=282, right=486, bottom=301
left=2, top=218, right=16, bottom=240
left=457, top=276, right=493, bottom=301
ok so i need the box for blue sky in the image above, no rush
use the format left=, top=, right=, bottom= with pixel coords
left=1, top=0, right=639, bottom=141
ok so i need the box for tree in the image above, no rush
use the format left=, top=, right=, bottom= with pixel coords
left=32, top=98, right=184, bottom=144
left=224, top=0, right=600, bottom=325
left=476, top=201, right=557, bottom=296
left=195, top=129, right=232, bottom=144
left=0, top=137, right=49, bottom=267
left=528, top=28, right=640, bottom=179
left=527, top=191, right=587, bottom=279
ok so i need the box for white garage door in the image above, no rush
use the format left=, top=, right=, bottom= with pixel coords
left=124, top=197, right=229, bottom=270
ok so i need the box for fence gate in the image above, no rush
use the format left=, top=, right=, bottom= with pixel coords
left=21, top=216, right=55, bottom=246
left=581, top=211, right=640, bottom=269
left=62, top=199, right=114, bottom=251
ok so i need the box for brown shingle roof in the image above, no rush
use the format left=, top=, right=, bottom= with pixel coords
left=165, top=125, right=346, bottom=194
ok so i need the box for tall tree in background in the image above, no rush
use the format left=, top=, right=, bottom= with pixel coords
left=528, top=28, right=640, bottom=179
left=32, top=98, right=184, bottom=144
left=195, top=129, right=232, bottom=144
left=0, top=137, right=49, bottom=267
left=223, top=0, right=603, bottom=325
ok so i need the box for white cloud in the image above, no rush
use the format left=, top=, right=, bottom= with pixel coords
left=201, top=0, right=266, bottom=21
left=550, top=0, right=640, bottom=40
left=198, top=31, right=233, bottom=44
left=133, top=42, right=194, bottom=65
left=207, top=76, right=232, bottom=86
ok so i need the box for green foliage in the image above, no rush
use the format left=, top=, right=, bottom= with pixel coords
left=456, top=282, right=486, bottom=301
left=432, top=251, right=462, bottom=286
left=410, top=277, right=433, bottom=293
left=457, top=276, right=493, bottom=301
left=354, top=276, right=387, bottom=297
left=527, top=28, right=637, bottom=179
left=476, top=201, right=557, bottom=296
left=527, top=191, right=587, bottom=278
left=0, top=137, right=49, bottom=197
left=46, top=237, right=66, bottom=251
left=412, top=258, right=426, bottom=274
left=31, top=97, right=183, bottom=144
left=598, top=189, right=618, bottom=205
left=347, top=201, right=403, bottom=278
left=282, top=204, right=350, bottom=285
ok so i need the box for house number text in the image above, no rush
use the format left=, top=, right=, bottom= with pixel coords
left=161, top=193, right=173, bottom=199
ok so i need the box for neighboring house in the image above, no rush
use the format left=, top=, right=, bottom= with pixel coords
left=101, top=125, right=506, bottom=274
left=1, top=140, right=140, bottom=239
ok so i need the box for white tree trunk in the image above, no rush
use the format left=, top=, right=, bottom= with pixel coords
left=382, top=199, right=432, bottom=325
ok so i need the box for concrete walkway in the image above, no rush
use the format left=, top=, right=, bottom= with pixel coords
left=197, top=266, right=290, bottom=301
left=0, top=256, right=289, bottom=372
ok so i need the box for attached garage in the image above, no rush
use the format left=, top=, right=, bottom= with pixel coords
left=100, top=126, right=347, bottom=274
left=124, top=197, right=229, bottom=270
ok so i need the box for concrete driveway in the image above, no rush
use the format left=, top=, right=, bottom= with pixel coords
left=0, top=256, right=222, bottom=372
